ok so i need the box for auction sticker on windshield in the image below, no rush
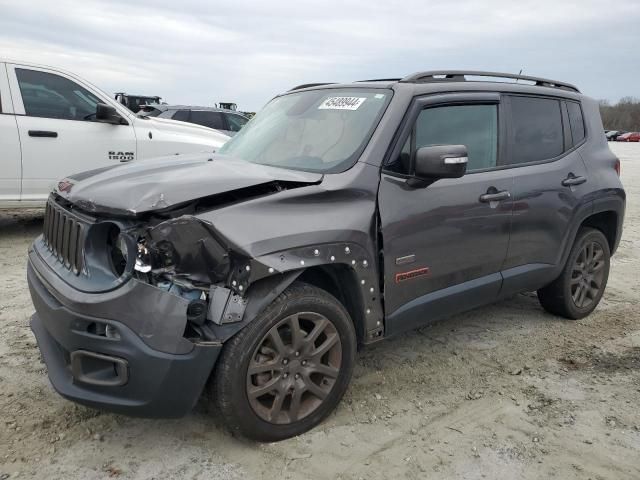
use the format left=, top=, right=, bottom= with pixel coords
left=319, top=97, right=366, bottom=110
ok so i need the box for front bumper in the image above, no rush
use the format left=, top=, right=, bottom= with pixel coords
left=27, top=247, right=222, bottom=418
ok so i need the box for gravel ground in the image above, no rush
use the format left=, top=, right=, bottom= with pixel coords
left=1, top=142, right=639, bottom=480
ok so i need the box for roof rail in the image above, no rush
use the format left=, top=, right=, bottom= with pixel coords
left=288, top=83, right=336, bottom=91
left=356, top=78, right=402, bottom=83
left=400, top=70, right=580, bottom=93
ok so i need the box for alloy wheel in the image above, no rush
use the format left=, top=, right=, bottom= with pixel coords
left=571, top=241, right=606, bottom=309
left=246, top=312, right=342, bottom=424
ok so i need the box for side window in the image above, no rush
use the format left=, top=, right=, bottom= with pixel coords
left=567, top=101, right=586, bottom=145
left=415, top=104, right=498, bottom=172
left=508, top=96, right=564, bottom=164
left=190, top=111, right=224, bottom=130
left=171, top=110, right=190, bottom=121
left=16, top=68, right=102, bottom=121
left=226, top=114, right=248, bottom=132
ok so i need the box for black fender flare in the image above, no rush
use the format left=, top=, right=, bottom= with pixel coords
left=554, top=190, right=624, bottom=278
left=209, top=242, right=384, bottom=343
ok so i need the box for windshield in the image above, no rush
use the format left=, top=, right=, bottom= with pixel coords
left=218, top=88, right=391, bottom=173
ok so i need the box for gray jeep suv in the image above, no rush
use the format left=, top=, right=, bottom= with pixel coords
left=28, top=71, right=625, bottom=441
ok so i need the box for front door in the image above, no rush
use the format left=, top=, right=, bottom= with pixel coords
left=379, top=93, right=513, bottom=335
left=0, top=63, right=21, bottom=203
left=7, top=64, right=137, bottom=203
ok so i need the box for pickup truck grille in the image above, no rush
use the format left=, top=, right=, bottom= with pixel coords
left=43, top=201, right=85, bottom=275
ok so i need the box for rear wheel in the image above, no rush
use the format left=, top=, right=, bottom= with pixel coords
left=538, top=227, right=610, bottom=319
left=211, top=282, right=356, bottom=441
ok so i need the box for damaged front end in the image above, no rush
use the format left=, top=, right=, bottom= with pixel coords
left=129, top=211, right=309, bottom=345
left=132, top=215, right=250, bottom=334
left=27, top=196, right=289, bottom=417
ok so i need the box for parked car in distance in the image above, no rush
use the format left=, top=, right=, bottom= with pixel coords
left=28, top=70, right=624, bottom=442
left=617, top=132, right=640, bottom=142
left=139, top=105, right=250, bottom=136
left=115, top=93, right=163, bottom=113
left=607, top=130, right=627, bottom=142
left=607, top=130, right=626, bottom=141
left=137, top=104, right=165, bottom=117
left=0, top=60, right=229, bottom=209
left=215, top=102, right=237, bottom=111
left=617, top=132, right=632, bottom=141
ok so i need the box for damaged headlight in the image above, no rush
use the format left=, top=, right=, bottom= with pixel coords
left=107, top=225, right=131, bottom=277
left=134, top=242, right=152, bottom=273
left=142, top=216, right=231, bottom=284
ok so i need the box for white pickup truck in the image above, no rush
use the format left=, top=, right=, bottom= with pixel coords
left=0, top=60, right=229, bottom=209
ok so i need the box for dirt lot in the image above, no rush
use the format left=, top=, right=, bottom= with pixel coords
left=1, top=142, right=639, bottom=480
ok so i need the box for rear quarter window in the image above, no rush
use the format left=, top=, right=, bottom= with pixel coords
left=567, top=101, right=586, bottom=145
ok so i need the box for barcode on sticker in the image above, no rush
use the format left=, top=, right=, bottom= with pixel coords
left=318, top=97, right=366, bottom=110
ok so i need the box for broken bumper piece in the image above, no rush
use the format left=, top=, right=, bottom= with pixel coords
left=27, top=249, right=221, bottom=418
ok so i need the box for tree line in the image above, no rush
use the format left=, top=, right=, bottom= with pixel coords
left=599, top=97, right=640, bottom=131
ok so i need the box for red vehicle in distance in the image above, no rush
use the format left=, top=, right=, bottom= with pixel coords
left=617, top=132, right=640, bottom=142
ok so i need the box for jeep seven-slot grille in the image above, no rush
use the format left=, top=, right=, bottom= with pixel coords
left=43, top=201, right=85, bottom=275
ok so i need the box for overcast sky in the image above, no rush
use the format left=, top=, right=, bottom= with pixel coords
left=1, top=0, right=638, bottom=112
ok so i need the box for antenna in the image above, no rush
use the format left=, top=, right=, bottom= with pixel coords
left=516, top=69, right=523, bottom=83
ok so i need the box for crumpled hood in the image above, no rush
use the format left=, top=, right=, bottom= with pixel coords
left=57, top=153, right=322, bottom=215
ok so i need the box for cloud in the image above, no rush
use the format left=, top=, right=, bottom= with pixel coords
left=0, top=0, right=638, bottom=111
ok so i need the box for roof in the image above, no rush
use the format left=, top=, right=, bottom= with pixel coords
left=147, top=104, right=248, bottom=116
left=115, top=93, right=162, bottom=98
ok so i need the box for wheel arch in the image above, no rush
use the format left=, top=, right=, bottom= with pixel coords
left=210, top=242, right=385, bottom=345
left=580, top=210, right=619, bottom=254
left=297, top=265, right=368, bottom=345
left=556, top=193, right=624, bottom=276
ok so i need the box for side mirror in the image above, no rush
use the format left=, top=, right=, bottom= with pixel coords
left=414, top=145, right=468, bottom=179
left=96, top=103, right=124, bottom=125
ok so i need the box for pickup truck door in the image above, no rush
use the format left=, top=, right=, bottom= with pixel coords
left=6, top=63, right=138, bottom=204
left=378, top=93, right=513, bottom=335
left=0, top=62, right=22, bottom=203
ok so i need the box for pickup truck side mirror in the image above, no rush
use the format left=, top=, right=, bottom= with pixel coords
left=414, top=145, right=468, bottom=179
left=96, top=103, right=125, bottom=125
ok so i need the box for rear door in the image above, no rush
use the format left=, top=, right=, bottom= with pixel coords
left=500, top=94, right=591, bottom=294
left=6, top=64, right=137, bottom=203
left=0, top=62, right=22, bottom=203
left=379, top=93, right=514, bottom=334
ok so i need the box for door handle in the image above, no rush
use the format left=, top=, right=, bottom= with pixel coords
left=28, top=130, right=58, bottom=138
left=561, top=174, right=587, bottom=187
left=479, top=189, right=511, bottom=203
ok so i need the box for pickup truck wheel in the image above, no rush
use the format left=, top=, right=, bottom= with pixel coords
left=537, top=227, right=610, bottom=319
left=211, top=282, right=356, bottom=441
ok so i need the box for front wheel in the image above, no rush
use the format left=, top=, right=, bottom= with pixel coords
left=211, top=282, right=356, bottom=441
left=538, top=227, right=610, bottom=319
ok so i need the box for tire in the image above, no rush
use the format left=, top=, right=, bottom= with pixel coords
left=211, top=281, right=357, bottom=442
left=537, top=227, right=610, bottom=319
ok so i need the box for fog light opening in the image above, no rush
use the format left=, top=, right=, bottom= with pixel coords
left=105, top=324, right=120, bottom=340
left=86, top=321, right=120, bottom=340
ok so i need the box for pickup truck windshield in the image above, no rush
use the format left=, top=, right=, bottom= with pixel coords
left=218, top=88, right=391, bottom=173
